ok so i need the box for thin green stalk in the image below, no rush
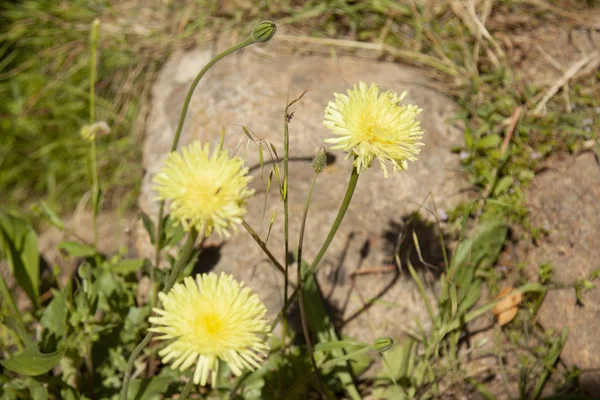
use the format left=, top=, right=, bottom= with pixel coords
left=280, top=90, right=309, bottom=351
left=242, top=220, right=285, bottom=275
left=151, top=22, right=276, bottom=306
left=120, top=229, right=200, bottom=400
left=89, top=19, right=100, bottom=248
left=272, top=166, right=359, bottom=330
left=308, top=167, right=359, bottom=275
left=179, top=375, right=196, bottom=399
left=297, top=172, right=326, bottom=398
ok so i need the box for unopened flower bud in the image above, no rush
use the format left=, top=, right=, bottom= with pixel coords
left=251, top=21, right=277, bottom=43
left=373, top=337, right=394, bottom=353
left=312, top=147, right=327, bottom=173
left=80, top=121, right=111, bottom=141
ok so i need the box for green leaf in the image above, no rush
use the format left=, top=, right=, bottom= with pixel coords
left=450, top=221, right=507, bottom=276
left=0, top=210, right=40, bottom=308
left=38, top=201, right=65, bottom=230
left=28, top=378, right=49, bottom=400
left=493, top=176, right=513, bottom=196
left=58, top=241, right=97, bottom=257
left=40, top=290, right=67, bottom=338
left=139, top=212, right=155, bottom=245
left=109, top=258, right=145, bottom=275
left=477, top=134, right=501, bottom=150
left=127, top=376, right=171, bottom=400
left=0, top=345, right=65, bottom=376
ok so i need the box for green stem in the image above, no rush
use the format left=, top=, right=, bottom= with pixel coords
left=120, top=229, right=199, bottom=400
left=308, top=167, right=359, bottom=275
left=242, top=220, right=285, bottom=275
left=272, top=166, right=359, bottom=330
left=90, top=141, right=99, bottom=248
left=282, top=98, right=291, bottom=353
left=297, top=173, right=326, bottom=398
left=179, top=375, right=196, bottom=399
left=151, top=33, right=259, bottom=307
left=89, top=19, right=100, bottom=249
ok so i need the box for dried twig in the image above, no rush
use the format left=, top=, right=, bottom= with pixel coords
left=534, top=50, right=600, bottom=115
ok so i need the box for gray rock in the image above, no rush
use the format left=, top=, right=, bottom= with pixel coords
left=138, top=42, right=469, bottom=343
left=521, top=153, right=600, bottom=390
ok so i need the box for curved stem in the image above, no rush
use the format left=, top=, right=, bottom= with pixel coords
left=121, top=229, right=199, bottom=400
left=151, top=34, right=256, bottom=307
left=297, top=173, right=326, bottom=398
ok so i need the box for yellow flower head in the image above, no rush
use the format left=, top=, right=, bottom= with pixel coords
left=152, top=141, right=254, bottom=238
left=323, top=82, right=424, bottom=177
left=149, top=272, right=270, bottom=386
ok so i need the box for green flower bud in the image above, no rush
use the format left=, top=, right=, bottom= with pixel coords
left=251, top=21, right=277, bottom=43
left=78, top=263, right=92, bottom=280
left=312, top=147, right=328, bottom=173
left=373, top=337, right=394, bottom=353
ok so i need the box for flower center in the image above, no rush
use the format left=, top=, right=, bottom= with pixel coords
left=185, top=181, right=224, bottom=214
left=196, top=311, right=224, bottom=339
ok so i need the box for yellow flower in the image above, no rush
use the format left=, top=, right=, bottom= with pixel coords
left=152, top=141, right=254, bottom=238
left=149, top=272, right=270, bottom=386
left=323, top=82, right=424, bottom=177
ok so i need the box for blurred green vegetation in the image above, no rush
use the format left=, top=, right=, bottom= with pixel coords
left=0, top=0, right=159, bottom=212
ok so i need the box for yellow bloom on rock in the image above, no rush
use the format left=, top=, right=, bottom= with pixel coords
left=152, top=141, right=254, bottom=238
left=323, top=82, right=424, bottom=177
left=149, top=272, right=270, bottom=386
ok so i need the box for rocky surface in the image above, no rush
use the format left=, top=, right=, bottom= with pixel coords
left=520, top=152, right=600, bottom=391
left=138, top=41, right=470, bottom=343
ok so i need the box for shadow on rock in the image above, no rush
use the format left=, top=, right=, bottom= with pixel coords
left=383, top=213, right=451, bottom=278
left=192, top=244, right=222, bottom=275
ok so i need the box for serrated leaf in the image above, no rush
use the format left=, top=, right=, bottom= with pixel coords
left=40, top=290, right=67, bottom=338
left=0, top=210, right=40, bottom=308
left=58, top=241, right=96, bottom=257
left=0, top=345, right=65, bottom=376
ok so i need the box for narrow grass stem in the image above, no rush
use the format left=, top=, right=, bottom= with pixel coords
left=120, top=229, right=199, bottom=400
left=242, top=220, right=285, bottom=275
left=280, top=90, right=308, bottom=354
left=89, top=19, right=100, bottom=249
left=297, top=173, right=326, bottom=398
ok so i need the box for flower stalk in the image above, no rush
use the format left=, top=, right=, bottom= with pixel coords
left=151, top=20, right=277, bottom=305
left=120, top=229, right=200, bottom=400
